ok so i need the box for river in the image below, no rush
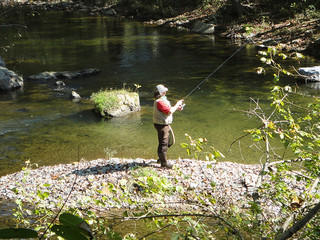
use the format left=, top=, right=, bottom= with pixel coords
left=0, top=9, right=319, bottom=176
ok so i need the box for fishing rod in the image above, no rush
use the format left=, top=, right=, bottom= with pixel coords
left=183, top=43, right=246, bottom=101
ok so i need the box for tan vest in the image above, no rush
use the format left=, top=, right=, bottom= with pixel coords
left=153, top=97, right=173, bottom=125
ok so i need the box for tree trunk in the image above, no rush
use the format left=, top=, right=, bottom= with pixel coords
left=230, top=0, right=243, bottom=17
left=275, top=202, right=320, bottom=240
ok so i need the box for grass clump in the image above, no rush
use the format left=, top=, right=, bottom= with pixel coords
left=91, top=89, right=125, bottom=117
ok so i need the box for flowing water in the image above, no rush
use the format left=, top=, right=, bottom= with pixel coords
left=0, top=9, right=319, bottom=177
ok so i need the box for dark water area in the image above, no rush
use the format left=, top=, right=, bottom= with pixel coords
left=0, top=9, right=319, bottom=176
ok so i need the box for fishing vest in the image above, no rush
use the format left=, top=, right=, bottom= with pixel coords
left=153, top=97, right=173, bottom=125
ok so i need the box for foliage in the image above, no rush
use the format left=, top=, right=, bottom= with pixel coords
left=180, top=133, right=225, bottom=162
left=51, top=213, right=93, bottom=240
left=241, top=45, right=320, bottom=239
left=116, top=0, right=205, bottom=19
left=0, top=228, right=38, bottom=239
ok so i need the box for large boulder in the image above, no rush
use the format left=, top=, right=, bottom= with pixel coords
left=92, top=90, right=140, bottom=118
left=28, top=68, right=100, bottom=81
left=298, top=66, right=320, bottom=82
left=101, top=8, right=117, bottom=16
left=107, top=92, right=140, bottom=117
left=0, top=67, right=23, bottom=91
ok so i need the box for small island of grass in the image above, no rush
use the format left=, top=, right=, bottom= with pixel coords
left=91, top=88, right=140, bottom=118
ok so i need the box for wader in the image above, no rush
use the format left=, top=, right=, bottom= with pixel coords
left=154, top=124, right=174, bottom=167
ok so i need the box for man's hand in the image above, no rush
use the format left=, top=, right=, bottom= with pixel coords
left=177, top=99, right=184, bottom=111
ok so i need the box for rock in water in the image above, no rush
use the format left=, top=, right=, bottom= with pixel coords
left=0, top=67, right=23, bottom=91
left=92, top=90, right=140, bottom=118
left=70, top=91, right=81, bottom=100
left=28, top=68, right=101, bottom=81
left=191, top=22, right=215, bottom=34
left=298, top=66, right=320, bottom=81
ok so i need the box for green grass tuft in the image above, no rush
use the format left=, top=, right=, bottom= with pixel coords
left=91, top=89, right=125, bottom=116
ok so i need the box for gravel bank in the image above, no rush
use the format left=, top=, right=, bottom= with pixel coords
left=0, top=158, right=262, bottom=213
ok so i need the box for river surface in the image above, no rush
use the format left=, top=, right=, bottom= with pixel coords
left=0, top=9, right=319, bottom=176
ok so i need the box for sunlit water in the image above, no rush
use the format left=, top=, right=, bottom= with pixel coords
left=0, top=10, right=319, bottom=176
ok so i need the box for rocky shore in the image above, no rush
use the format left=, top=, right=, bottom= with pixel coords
left=0, top=158, right=263, bottom=214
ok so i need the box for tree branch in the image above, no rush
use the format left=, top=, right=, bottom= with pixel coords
left=114, top=213, right=244, bottom=240
left=281, top=177, right=319, bottom=232
left=275, top=201, right=320, bottom=240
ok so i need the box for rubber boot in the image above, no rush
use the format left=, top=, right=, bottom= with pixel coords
left=159, top=152, right=172, bottom=169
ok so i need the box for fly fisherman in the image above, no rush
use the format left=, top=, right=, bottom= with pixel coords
left=153, top=84, right=184, bottom=168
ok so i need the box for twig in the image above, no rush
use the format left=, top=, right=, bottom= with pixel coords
left=268, top=157, right=308, bottom=166
left=39, top=147, right=82, bottom=239
left=138, top=224, right=171, bottom=240
left=114, top=213, right=244, bottom=240
left=228, top=124, right=264, bottom=152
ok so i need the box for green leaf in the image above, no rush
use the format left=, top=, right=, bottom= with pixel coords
left=51, top=225, right=89, bottom=240
left=57, top=213, right=93, bottom=239
left=171, top=233, right=180, bottom=240
left=0, top=228, right=38, bottom=239
left=186, top=149, right=191, bottom=155
left=196, top=145, right=203, bottom=151
left=123, top=210, right=129, bottom=217
left=176, top=185, right=184, bottom=193
left=279, top=53, right=287, bottom=59
left=59, top=213, right=84, bottom=226
left=180, top=143, right=188, bottom=148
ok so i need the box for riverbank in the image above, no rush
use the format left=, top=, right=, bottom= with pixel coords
left=0, top=158, right=264, bottom=215
left=145, top=4, right=320, bottom=59
left=0, top=157, right=307, bottom=225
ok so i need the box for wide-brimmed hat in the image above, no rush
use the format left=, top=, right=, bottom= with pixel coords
left=156, top=84, right=168, bottom=95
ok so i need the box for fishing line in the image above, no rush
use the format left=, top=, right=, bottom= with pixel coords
left=39, top=146, right=82, bottom=240
left=183, top=44, right=246, bottom=100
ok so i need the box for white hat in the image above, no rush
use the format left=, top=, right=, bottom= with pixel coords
left=156, top=84, right=168, bottom=95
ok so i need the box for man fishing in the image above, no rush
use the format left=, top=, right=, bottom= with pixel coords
left=153, top=84, right=184, bottom=169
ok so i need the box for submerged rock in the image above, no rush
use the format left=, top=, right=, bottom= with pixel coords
left=28, top=68, right=101, bottom=81
left=0, top=67, right=23, bottom=91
